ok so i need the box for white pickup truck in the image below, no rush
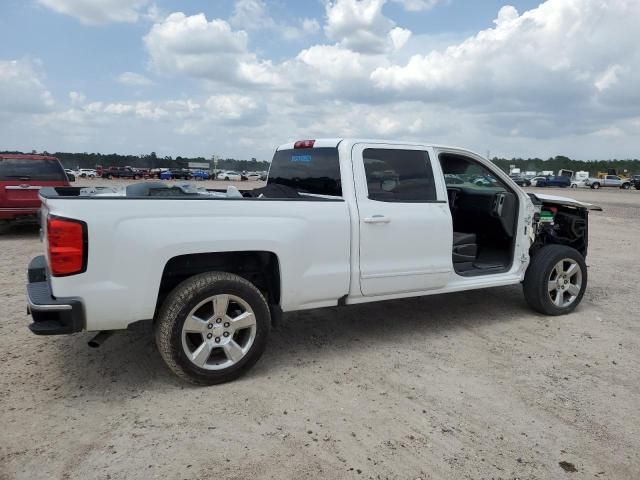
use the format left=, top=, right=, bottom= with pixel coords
left=27, top=139, right=601, bottom=384
left=584, top=175, right=631, bottom=189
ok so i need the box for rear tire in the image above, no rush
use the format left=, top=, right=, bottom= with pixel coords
left=523, top=245, right=587, bottom=316
left=622, top=183, right=630, bottom=190
left=154, top=272, right=270, bottom=385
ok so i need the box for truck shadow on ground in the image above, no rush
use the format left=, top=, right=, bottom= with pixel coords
left=52, top=284, right=529, bottom=392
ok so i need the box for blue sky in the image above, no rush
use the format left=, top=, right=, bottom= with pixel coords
left=1, top=0, right=638, bottom=160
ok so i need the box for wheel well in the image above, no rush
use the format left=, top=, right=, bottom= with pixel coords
left=156, top=251, right=281, bottom=314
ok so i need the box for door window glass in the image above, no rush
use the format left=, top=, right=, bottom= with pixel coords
left=363, top=148, right=436, bottom=202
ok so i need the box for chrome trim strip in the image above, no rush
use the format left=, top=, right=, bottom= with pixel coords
left=26, top=293, right=72, bottom=311
left=0, top=207, right=39, bottom=211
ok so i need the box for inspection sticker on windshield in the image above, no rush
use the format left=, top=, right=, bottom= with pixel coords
left=291, top=155, right=312, bottom=163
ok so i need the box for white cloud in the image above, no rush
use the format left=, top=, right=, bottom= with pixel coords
left=231, top=0, right=320, bottom=41
left=0, top=59, right=54, bottom=114
left=324, top=0, right=412, bottom=54
left=371, top=0, right=640, bottom=135
left=68, top=91, right=86, bottom=105
left=117, top=71, right=154, bottom=87
left=205, top=94, right=262, bottom=122
left=230, top=0, right=275, bottom=30
left=391, top=0, right=445, bottom=12
left=594, top=64, right=622, bottom=92
left=38, top=0, right=151, bottom=25
left=144, top=12, right=281, bottom=87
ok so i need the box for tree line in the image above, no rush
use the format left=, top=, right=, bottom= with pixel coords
left=0, top=150, right=271, bottom=172
left=2, top=150, right=639, bottom=175
left=491, top=155, right=640, bottom=175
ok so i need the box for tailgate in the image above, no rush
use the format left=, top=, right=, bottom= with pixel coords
left=1, top=181, right=67, bottom=209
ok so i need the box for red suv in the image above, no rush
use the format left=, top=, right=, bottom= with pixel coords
left=0, top=154, right=70, bottom=224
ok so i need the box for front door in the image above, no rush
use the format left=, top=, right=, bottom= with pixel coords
left=352, top=143, right=453, bottom=296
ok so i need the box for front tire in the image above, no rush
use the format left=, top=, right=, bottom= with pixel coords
left=154, top=272, right=270, bottom=385
left=591, top=182, right=600, bottom=189
left=523, top=245, right=587, bottom=316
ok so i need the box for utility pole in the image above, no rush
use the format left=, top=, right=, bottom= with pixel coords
left=212, top=154, right=219, bottom=174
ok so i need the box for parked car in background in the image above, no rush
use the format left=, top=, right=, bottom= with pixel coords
left=0, top=154, right=70, bottom=224
left=217, top=171, right=242, bottom=181
left=471, top=175, right=498, bottom=187
left=160, top=168, right=194, bottom=180
left=102, top=167, right=143, bottom=180
left=64, top=169, right=78, bottom=180
left=584, top=175, right=631, bottom=189
left=78, top=168, right=97, bottom=178
left=532, top=176, right=571, bottom=188
left=242, top=172, right=261, bottom=181
left=630, top=174, right=640, bottom=190
left=191, top=170, right=210, bottom=180
left=530, top=176, right=545, bottom=187
left=510, top=176, right=531, bottom=187
left=444, top=174, right=465, bottom=185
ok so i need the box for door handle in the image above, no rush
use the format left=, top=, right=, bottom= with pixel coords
left=363, top=215, right=391, bottom=224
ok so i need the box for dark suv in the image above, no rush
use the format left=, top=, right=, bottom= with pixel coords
left=102, top=167, right=143, bottom=180
left=535, top=176, right=571, bottom=188
left=0, top=154, right=70, bottom=224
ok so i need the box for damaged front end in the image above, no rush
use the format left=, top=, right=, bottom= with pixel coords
left=528, top=193, right=602, bottom=258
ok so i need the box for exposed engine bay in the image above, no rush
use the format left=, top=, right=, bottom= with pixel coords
left=529, top=193, right=601, bottom=258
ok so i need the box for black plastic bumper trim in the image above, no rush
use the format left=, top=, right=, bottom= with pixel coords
left=26, top=256, right=85, bottom=335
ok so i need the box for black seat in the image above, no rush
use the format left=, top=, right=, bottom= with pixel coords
left=453, top=232, right=476, bottom=246
left=452, top=232, right=478, bottom=265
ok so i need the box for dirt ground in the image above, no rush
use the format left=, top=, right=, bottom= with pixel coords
left=1, top=183, right=639, bottom=479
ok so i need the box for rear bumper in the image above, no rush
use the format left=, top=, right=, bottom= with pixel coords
left=0, top=207, right=39, bottom=221
left=26, top=255, right=85, bottom=335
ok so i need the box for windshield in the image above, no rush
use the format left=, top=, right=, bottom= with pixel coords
left=0, top=158, right=66, bottom=181
left=440, top=154, right=508, bottom=192
left=268, top=147, right=342, bottom=196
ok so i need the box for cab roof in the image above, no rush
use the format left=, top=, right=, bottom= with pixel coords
left=276, top=138, right=471, bottom=153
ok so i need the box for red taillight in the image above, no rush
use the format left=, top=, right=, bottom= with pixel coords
left=294, top=139, right=315, bottom=149
left=47, top=216, right=87, bottom=276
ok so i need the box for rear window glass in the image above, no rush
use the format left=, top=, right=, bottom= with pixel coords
left=0, top=158, right=66, bottom=181
left=268, top=147, right=342, bottom=197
